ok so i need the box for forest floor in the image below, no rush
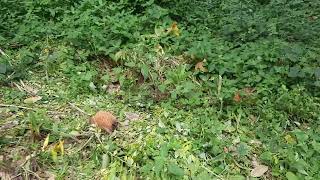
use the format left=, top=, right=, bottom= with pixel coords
left=1, top=1, right=320, bottom=179
left=1, top=63, right=319, bottom=180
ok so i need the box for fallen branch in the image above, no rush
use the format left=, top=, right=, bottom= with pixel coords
left=0, top=103, right=33, bottom=110
left=0, top=103, right=63, bottom=114
left=0, top=47, right=9, bottom=58
left=0, top=121, right=19, bottom=132
left=68, top=102, right=90, bottom=116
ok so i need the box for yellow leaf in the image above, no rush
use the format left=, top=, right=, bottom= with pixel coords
left=155, top=44, right=164, bottom=55
left=285, top=134, right=296, bottom=144
left=51, top=140, right=64, bottom=161
left=126, top=157, right=134, bottom=167
left=24, top=96, right=42, bottom=104
left=167, top=22, right=180, bottom=36
left=114, top=50, right=126, bottom=61
left=57, top=140, right=64, bottom=155
left=42, top=134, right=50, bottom=151
left=51, top=149, right=58, bottom=162
left=155, top=27, right=164, bottom=37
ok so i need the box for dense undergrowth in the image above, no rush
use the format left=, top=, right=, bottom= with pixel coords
left=1, top=0, right=320, bottom=179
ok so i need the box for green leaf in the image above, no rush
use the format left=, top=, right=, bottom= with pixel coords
left=315, top=68, right=320, bottom=79
left=141, top=64, right=149, bottom=79
left=24, top=96, right=42, bottom=104
left=286, top=172, right=299, bottom=180
left=168, top=163, right=184, bottom=176
left=160, top=144, right=169, bottom=157
left=0, top=63, right=7, bottom=74
left=312, top=141, right=320, bottom=153
left=125, top=62, right=135, bottom=67
left=229, top=175, right=246, bottom=180
left=288, top=67, right=300, bottom=78
left=101, top=74, right=110, bottom=83
left=293, top=130, right=308, bottom=143
left=158, top=84, right=166, bottom=93
left=260, top=151, right=273, bottom=162
left=237, top=142, right=250, bottom=157
left=154, top=156, right=165, bottom=175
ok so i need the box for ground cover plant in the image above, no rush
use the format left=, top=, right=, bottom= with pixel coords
left=1, top=0, right=320, bottom=179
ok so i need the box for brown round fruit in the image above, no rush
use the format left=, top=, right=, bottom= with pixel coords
left=90, top=111, right=118, bottom=133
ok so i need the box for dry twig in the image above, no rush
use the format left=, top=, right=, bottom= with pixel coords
left=68, top=102, right=90, bottom=116
left=0, top=103, right=63, bottom=114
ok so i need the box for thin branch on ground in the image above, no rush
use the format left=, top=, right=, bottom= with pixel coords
left=68, top=102, right=90, bottom=116
left=0, top=47, right=10, bottom=58
left=0, top=121, right=19, bottom=132
left=0, top=103, right=34, bottom=110
left=0, top=103, right=63, bottom=114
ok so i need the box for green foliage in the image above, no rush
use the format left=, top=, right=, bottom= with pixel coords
left=1, top=0, right=319, bottom=96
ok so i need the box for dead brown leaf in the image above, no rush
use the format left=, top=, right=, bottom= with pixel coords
left=0, top=120, right=19, bottom=132
left=233, top=92, right=241, bottom=102
left=195, top=61, right=208, bottom=72
left=250, top=155, right=269, bottom=177
left=243, top=87, right=255, bottom=96
left=0, top=171, right=13, bottom=180
left=90, top=111, right=118, bottom=133
left=23, top=96, right=42, bottom=104
left=250, top=164, right=268, bottom=177
left=223, top=147, right=229, bottom=153
left=125, top=112, right=140, bottom=121
left=309, top=16, right=318, bottom=21
left=249, top=139, right=262, bottom=146
left=233, top=87, right=256, bottom=103
left=14, top=80, right=39, bottom=95
left=107, top=84, right=120, bottom=94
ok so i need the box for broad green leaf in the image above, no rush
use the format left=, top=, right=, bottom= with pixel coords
left=196, top=171, right=211, bottom=179
left=89, top=82, right=97, bottom=92
left=237, top=142, right=250, bottom=157
left=154, top=156, right=165, bottom=175
left=260, top=151, right=273, bottom=162
left=141, top=64, right=149, bottom=79
left=312, top=141, right=320, bottom=153
left=286, top=172, right=299, bottom=180
left=125, top=62, right=135, bottom=67
left=101, top=154, right=109, bottom=169
left=315, top=68, right=320, bottom=78
left=168, top=163, right=184, bottom=176
left=293, top=130, right=308, bottom=143
left=229, top=175, right=246, bottom=180
left=160, top=144, right=168, bottom=157
left=288, top=67, right=300, bottom=78
left=0, top=63, right=7, bottom=74
left=158, top=84, right=166, bottom=93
